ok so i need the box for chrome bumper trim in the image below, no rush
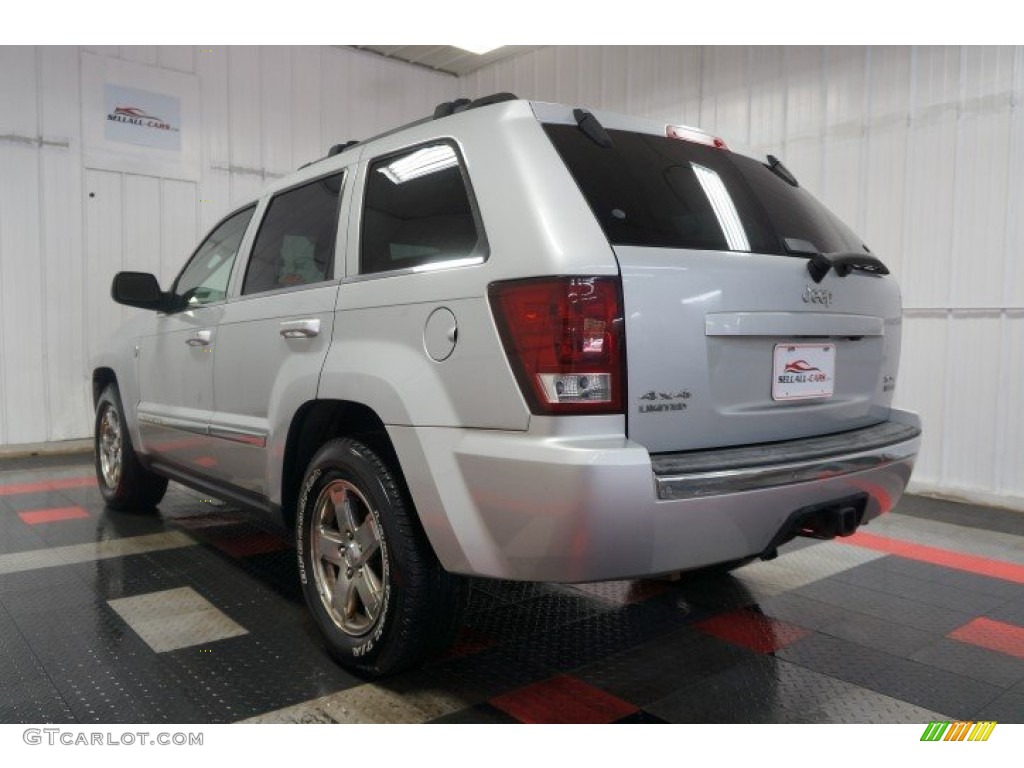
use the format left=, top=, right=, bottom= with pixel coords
left=655, top=434, right=920, bottom=500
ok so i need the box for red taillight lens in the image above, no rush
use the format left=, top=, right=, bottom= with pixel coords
left=488, top=276, right=626, bottom=415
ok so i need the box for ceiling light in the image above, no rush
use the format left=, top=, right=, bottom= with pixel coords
left=453, top=44, right=503, bottom=55
left=379, top=145, right=458, bottom=184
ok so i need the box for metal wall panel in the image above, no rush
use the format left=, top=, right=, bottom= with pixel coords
left=160, top=179, right=198, bottom=288
left=1000, top=315, right=1024, bottom=497
left=83, top=169, right=125, bottom=376
left=0, top=45, right=455, bottom=449
left=260, top=47, right=293, bottom=176
left=462, top=45, right=1024, bottom=508
left=39, top=46, right=89, bottom=441
left=291, top=47, right=322, bottom=170
left=158, top=46, right=193, bottom=74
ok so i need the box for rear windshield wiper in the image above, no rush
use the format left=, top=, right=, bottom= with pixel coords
left=806, top=252, right=890, bottom=283
left=782, top=238, right=889, bottom=282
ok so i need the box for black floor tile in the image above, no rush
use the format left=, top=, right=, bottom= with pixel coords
left=645, top=656, right=860, bottom=723
left=817, top=612, right=936, bottom=658
left=775, top=631, right=904, bottom=689
left=852, top=655, right=1003, bottom=719
left=895, top=494, right=1024, bottom=538
left=796, top=578, right=978, bottom=634
left=163, top=632, right=360, bottom=722
left=613, top=710, right=670, bottom=723
left=391, top=645, right=555, bottom=706
left=981, top=598, right=1024, bottom=627
left=973, top=690, right=1024, bottom=723
left=0, top=677, right=77, bottom=723
left=910, top=637, right=1024, bottom=689
left=927, top=568, right=1022, bottom=601
left=499, top=597, right=692, bottom=671
left=0, top=452, right=92, bottom=472
left=464, top=589, right=615, bottom=646
left=429, top=703, right=519, bottom=724
left=757, top=591, right=865, bottom=631
left=830, top=562, right=1009, bottom=613
left=573, top=625, right=756, bottom=707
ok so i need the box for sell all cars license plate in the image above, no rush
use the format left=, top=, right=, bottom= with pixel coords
left=772, top=343, right=836, bottom=401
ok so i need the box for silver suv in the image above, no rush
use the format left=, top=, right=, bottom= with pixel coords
left=92, top=94, right=921, bottom=676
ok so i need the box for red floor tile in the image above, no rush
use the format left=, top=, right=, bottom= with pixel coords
left=0, top=475, right=96, bottom=496
left=838, top=531, right=1024, bottom=585
left=18, top=505, right=90, bottom=525
left=948, top=617, right=1024, bottom=660
left=694, top=609, right=812, bottom=653
left=490, top=674, right=638, bottom=724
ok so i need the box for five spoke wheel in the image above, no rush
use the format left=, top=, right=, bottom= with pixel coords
left=311, top=480, right=386, bottom=636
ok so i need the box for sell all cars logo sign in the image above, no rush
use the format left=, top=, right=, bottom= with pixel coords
left=104, top=84, right=181, bottom=151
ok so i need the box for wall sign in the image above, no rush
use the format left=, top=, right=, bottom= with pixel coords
left=82, top=52, right=200, bottom=180
left=104, top=84, right=182, bottom=151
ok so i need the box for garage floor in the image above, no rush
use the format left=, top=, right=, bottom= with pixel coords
left=1, top=453, right=1022, bottom=724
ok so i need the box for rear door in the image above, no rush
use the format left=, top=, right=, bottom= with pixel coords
left=207, top=169, right=348, bottom=496
left=543, top=122, right=902, bottom=454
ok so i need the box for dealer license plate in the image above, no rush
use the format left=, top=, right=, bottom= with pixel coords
left=772, top=343, right=836, bottom=401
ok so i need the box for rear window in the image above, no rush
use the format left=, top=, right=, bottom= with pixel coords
left=360, top=142, right=483, bottom=275
left=543, top=124, right=866, bottom=256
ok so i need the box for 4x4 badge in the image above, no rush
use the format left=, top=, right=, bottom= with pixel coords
left=638, top=390, right=691, bottom=413
left=803, top=284, right=833, bottom=307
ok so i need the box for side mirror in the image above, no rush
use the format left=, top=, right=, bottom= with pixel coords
left=111, top=272, right=170, bottom=312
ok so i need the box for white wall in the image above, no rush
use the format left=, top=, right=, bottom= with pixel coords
left=462, top=46, right=1024, bottom=510
left=0, top=45, right=455, bottom=447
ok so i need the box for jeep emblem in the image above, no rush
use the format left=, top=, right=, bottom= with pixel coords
left=803, top=284, right=833, bottom=307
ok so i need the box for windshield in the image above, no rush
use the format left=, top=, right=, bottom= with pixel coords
left=543, top=123, right=866, bottom=256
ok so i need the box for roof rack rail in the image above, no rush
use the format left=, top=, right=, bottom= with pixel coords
left=433, top=92, right=518, bottom=119
left=328, top=140, right=360, bottom=157
left=298, top=92, right=520, bottom=171
left=297, top=139, right=362, bottom=170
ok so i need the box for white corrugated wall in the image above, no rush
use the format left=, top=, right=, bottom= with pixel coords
left=461, top=46, right=1024, bottom=510
left=0, top=45, right=456, bottom=447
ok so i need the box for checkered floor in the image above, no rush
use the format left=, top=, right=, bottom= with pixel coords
left=1, top=453, right=1022, bottom=724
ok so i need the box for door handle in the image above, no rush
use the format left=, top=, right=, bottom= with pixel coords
left=186, top=330, right=212, bottom=347
left=280, top=319, right=321, bottom=339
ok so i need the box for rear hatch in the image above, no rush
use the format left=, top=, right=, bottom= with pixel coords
left=542, top=116, right=902, bottom=454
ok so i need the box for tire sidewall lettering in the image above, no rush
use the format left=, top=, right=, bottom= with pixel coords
left=296, top=467, right=322, bottom=586
left=350, top=485, right=391, bottom=658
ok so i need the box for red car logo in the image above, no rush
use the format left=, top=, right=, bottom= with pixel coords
left=784, top=360, right=820, bottom=373
left=113, top=106, right=163, bottom=121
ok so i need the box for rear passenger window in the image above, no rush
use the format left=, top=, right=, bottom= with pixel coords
left=241, top=172, right=344, bottom=295
left=360, top=143, right=482, bottom=275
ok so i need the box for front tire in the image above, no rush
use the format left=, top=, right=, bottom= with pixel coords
left=296, top=437, right=467, bottom=677
left=94, top=384, right=168, bottom=511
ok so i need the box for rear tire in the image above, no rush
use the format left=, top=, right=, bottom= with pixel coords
left=94, top=384, right=168, bottom=511
left=296, top=437, right=467, bottom=678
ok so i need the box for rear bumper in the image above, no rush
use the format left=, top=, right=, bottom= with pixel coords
left=388, top=409, right=921, bottom=583
left=653, top=420, right=920, bottom=500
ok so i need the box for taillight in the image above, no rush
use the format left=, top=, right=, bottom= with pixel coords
left=488, top=276, right=625, bottom=415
